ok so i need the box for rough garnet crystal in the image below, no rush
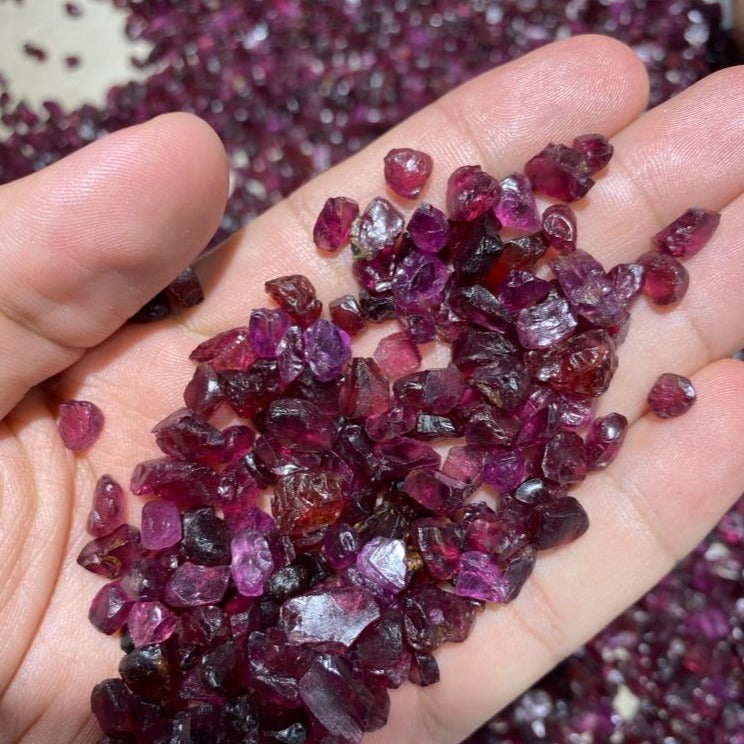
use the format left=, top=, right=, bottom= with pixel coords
left=354, top=612, right=411, bottom=689
left=164, top=562, right=230, bottom=608
left=383, top=147, right=433, bottom=198
left=494, top=173, right=539, bottom=232
left=313, top=196, right=359, bottom=252
left=446, top=165, right=500, bottom=221
left=87, top=474, right=124, bottom=538
left=140, top=500, right=182, bottom=550
left=88, top=581, right=132, bottom=635
left=329, top=294, right=366, bottom=335
left=525, top=142, right=593, bottom=202
left=249, top=308, right=292, bottom=359
left=376, top=437, right=441, bottom=479
left=402, top=468, right=469, bottom=515
left=324, top=523, right=361, bottom=570
left=77, top=524, right=143, bottom=579
left=231, top=529, right=274, bottom=597
left=303, top=319, right=352, bottom=382
left=152, top=408, right=225, bottom=464
left=184, top=362, right=224, bottom=418
left=393, top=367, right=466, bottom=414
left=473, top=357, right=531, bottom=411
left=365, top=404, right=417, bottom=441
left=652, top=206, right=720, bottom=258
left=608, top=262, right=645, bottom=306
left=455, top=551, right=511, bottom=603
left=350, top=197, right=405, bottom=260
left=128, top=601, right=178, bottom=647
left=403, top=584, right=475, bottom=650
left=165, top=266, right=204, bottom=307
left=542, top=430, right=588, bottom=484
left=182, top=507, right=232, bottom=566
left=498, top=270, right=551, bottom=314
left=647, top=372, right=697, bottom=418
left=407, top=202, right=450, bottom=253
left=265, top=274, right=322, bottom=327
left=411, top=518, right=461, bottom=580
left=483, top=449, right=525, bottom=493
left=356, top=537, right=408, bottom=594
left=282, top=586, right=380, bottom=650
left=392, top=251, right=449, bottom=311
left=542, top=203, right=577, bottom=254
left=528, top=496, right=589, bottom=550
left=516, top=291, right=578, bottom=350
left=638, top=251, right=690, bottom=305
left=341, top=357, right=390, bottom=420
left=373, top=332, right=421, bottom=378
left=58, top=399, right=104, bottom=451
left=272, top=470, right=344, bottom=535
left=190, top=326, right=255, bottom=371
left=572, top=133, right=614, bottom=174
left=130, top=458, right=219, bottom=504
left=585, top=412, right=628, bottom=468
left=450, top=329, right=516, bottom=374
left=266, top=398, right=336, bottom=452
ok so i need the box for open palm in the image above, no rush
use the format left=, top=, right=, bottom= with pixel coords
left=1, top=36, right=743, bottom=744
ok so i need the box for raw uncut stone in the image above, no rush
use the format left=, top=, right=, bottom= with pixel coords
left=373, top=332, right=421, bottom=378
left=525, top=142, right=594, bottom=202
left=608, top=262, right=645, bottom=306
left=483, top=449, right=525, bottom=493
left=130, top=458, right=219, bottom=505
left=341, top=357, right=390, bottom=421
left=356, top=537, right=408, bottom=594
left=265, top=274, right=322, bottom=327
left=528, top=496, right=589, bottom=550
left=442, top=445, right=485, bottom=486
left=350, top=197, right=405, bottom=260
left=542, top=431, right=588, bottom=484
left=414, top=413, right=462, bottom=440
left=58, top=399, right=105, bottom=452
left=165, top=266, right=204, bottom=307
left=88, top=581, right=132, bottom=635
left=455, top=551, right=511, bottom=602
left=376, top=438, right=441, bottom=479
left=541, top=204, right=578, bottom=254
left=572, top=133, right=614, bottom=174
left=391, top=251, right=449, bottom=311
left=303, top=319, right=352, bottom=382
left=647, top=373, right=697, bottom=418
left=265, top=398, right=336, bottom=452
left=164, top=562, right=230, bottom=608
left=446, top=165, right=500, bottom=221
left=407, top=202, right=450, bottom=253
left=402, top=468, right=470, bottom=515
left=324, top=523, right=361, bottom=570
left=516, top=291, right=578, bottom=350
left=393, top=367, right=466, bottom=414
left=652, top=206, right=720, bottom=258
left=498, top=270, right=551, bottom=314
left=450, top=329, right=517, bottom=374
left=494, top=173, right=540, bottom=232
left=313, top=196, right=359, bottom=251
left=585, top=412, right=628, bottom=468
left=411, top=518, right=461, bottom=580
left=249, top=308, right=292, bottom=359
left=354, top=612, right=411, bottom=689
left=272, top=470, right=344, bottom=535
left=77, top=524, right=144, bottom=579
left=403, top=584, right=475, bottom=650
left=329, top=294, right=366, bottom=336
left=383, top=147, right=433, bottom=198
left=364, top=404, right=417, bottom=441
left=183, top=362, right=224, bottom=419
left=231, top=529, right=275, bottom=597
left=181, top=507, right=232, bottom=566
left=276, top=326, right=308, bottom=386
left=128, top=601, right=178, bottom=647
left=638, top=251, right=690, bottom=305
left=86, top=474, right=125, bottom=538
left=282, top=586, right=380, bottom=650
left=140, top=500, right=182, bottom=551
left=472, top=357, right=531, bottom=411
left=189, top=326, right=255, bottom=371
left=152, top=408, right=225, bottom=464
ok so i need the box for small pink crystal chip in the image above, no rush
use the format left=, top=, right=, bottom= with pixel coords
left=373, top=332, right=421, bottom=378
left=128, top=601, right=178, bottom=647
left=542, top=204, right=577, bottom=254
left=652, top=207, right=721, bottom=258
left=494, top=173, right=539, bottom=232
left=525, top=143, right=594, bottom=202
left=446, top=165, right=500, bottom=222
left=638, top=251, right=689, bottom=305
left=383, top=147, right=433, bottom=199
left=647, top=373, right=696, bottom=418
left=572, top=133, right=613, bottom=174
left=231, top=529, right=274, bottom=597
left=407, top=202, right=450, bottom=253
left=58, top=399, right=104, bottom=451
left=313, top=196, right=360, bottom=251
left=88, top=581, right=132, bottom=635
left=86, top=474, right=124, bottom=538
left=356, top=537, right=409, bottom=595
left=140, top=500, right=182, bottom=550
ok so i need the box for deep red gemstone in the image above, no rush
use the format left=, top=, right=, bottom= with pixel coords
left=647, top=373, right=697, bottom=418
left=652, top=207, right=720, bottom=258
left=525, top=142, right=594, bottom=202
left=87, top=474, right=125, bottom=538
left=638, top=251, right=690, bottom=305
left=313, top=196, right=360, bottom=252
left=58, top=399, right=105, bottom=452
left=383, top=147, right=433, bottom=199
left=446, top=165, right=501, bottom=222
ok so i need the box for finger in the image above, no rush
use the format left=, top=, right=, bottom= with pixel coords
left=191, top=35, right=649, bottom=334
left=560, top=66, right=744, bottom=418
left=0, top=112, right=229, bottom=418
left=376, top=357, right=744, bottom=744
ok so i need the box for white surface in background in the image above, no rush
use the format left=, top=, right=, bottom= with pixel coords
left=0, top=0, right=152, bottom=120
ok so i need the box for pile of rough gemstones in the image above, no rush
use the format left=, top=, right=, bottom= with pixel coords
left=76, top=137, right=718, bottom=743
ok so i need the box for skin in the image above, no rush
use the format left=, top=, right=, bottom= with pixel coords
left=0, top=35, right=743, bottom=744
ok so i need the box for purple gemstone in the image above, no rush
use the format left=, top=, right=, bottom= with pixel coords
left=164, top=562, right=230, bottom=608
left=407, top=202, right=450, bottom=253
left=383, top=147, right=433, bottom=199
left=525, top=142, right=594, bottom=202
left=528, top=496, right=589, bottom=550
left=220, top=425, right=256, bottom=465
left=393, top=367, right=466, bottom=414
left=403, top=583, right=475, bottom=649
left=341, top=357, right=390, bottom=421
left=266, top=398, right=336, bottom=452
left=364, top=404, right=416, bottom=441
left=542, top=203, right=578, bottom=254
left=323, top=523, right=361, bottom=570
left=551, top=249, right=624, bottom=327
left=88, top=581, right=132, bottom=635
left=152, top=408, right=225, bottom=464
left=411, top=518, right=461, bottom=580
left=356, top=537, right=408, bottom=594
left=450, top=329, right=517, bottom=374
left=350, top=197, right=404, bottom=260
left=329, top=294, right=366, bottom=336
left=494, top=173, right=539, bottom=232
left=128, top=601, right=178, bottom=647
left=282, top=586, right=380, bottom=650
left=313, top=196, right=360, bottom=252
left=542, top=431, right=587, bottom=484
left=58, top=399, right=104, bottom=452
left=585, top=412, right=628, bottom=468
left=391, top=251, right=449, bottom=312
left=638, top=250, right=689, bottom=305
left=86, top=474, right=125, bottom=538
left=77, top=525, right=144, bottom=579
left=516, top=291, right=578, bottom=349
left=442, top=445, right=485, bottom=486
left=277, top=326, right=306, bottom=385
left=652, top=207, right=720, bottom=258
left=303, top=319, right=352, bottom=382
left=140, top=500, right=182, bottom=550
left=373, top=332, right=421, bottom=379
left=572, top=133, right=614, bottom=174
left=401, top=468, right=469, bottom=515
left=608, top=262, right=645, bottom=306
left=184, top=363, right=224, bottom=418
left=375, top=437, right=441, bottom=479
left=498, top=270, right=551, bottom=314
left=455, top=551, right=510, bottom=602
left=231, top=529, right=274, bottom=597
left=446, top=165, right=501, bottom=221
left=647, top=373, right=696, bottom=418
left=249, top=308, right=292, bottom=359
left=483, top=449, right=526, bottom=493
left=355, top=613, right=411, bottom=689
left=130, top=458, right=219, bottom=504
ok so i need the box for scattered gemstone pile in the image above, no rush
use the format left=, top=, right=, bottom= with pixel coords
left=75, top=137, right=721, bottom=742
left=3, top=2, right=742, bottom=741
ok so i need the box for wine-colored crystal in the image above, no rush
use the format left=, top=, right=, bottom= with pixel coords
left=350, top=197, right=404, bottom=260
left=407, top=202, right=450, bottom=253
left=164, top=562, right=230, bottom=608
left=272, top=470, right=344, bottom=535
left=585, top=412, right=628, bottom=468
left=373, top=332, right=421, bottom=379
left=58, top=399, right=104, bottom=451
left=303, top=319, right=352, bottom=382
left=446, top=165, right=500, bottom=221
left=313, top=196, right=359, bottom=252
left=383, top=147, right=433, bottom=198
left=88, top=581, right=132, bottom=635
left=128, top=600, right=178, bottom=647
left=647, top=373, right=697, bottom=418
left=77, top=524, right=144, bottom=579
left=329, top=294, right=367, bottom=335
left=525, top=143, right=593, bottom=202
left=638, top=251, right=689, bottom=305
left=572, top=133, right=613, bottom=174
left=652, top=207, right=720, bottom=258
left=87, top=474, right=125, bottom=538
left=231, top=529, right=275, bottom=597
left=494, top=173, right=539, bottom=232
left=140, top=500, right=182, bottom=550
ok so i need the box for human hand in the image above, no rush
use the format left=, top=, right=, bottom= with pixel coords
left=0, top=35, right=743, bottom=744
